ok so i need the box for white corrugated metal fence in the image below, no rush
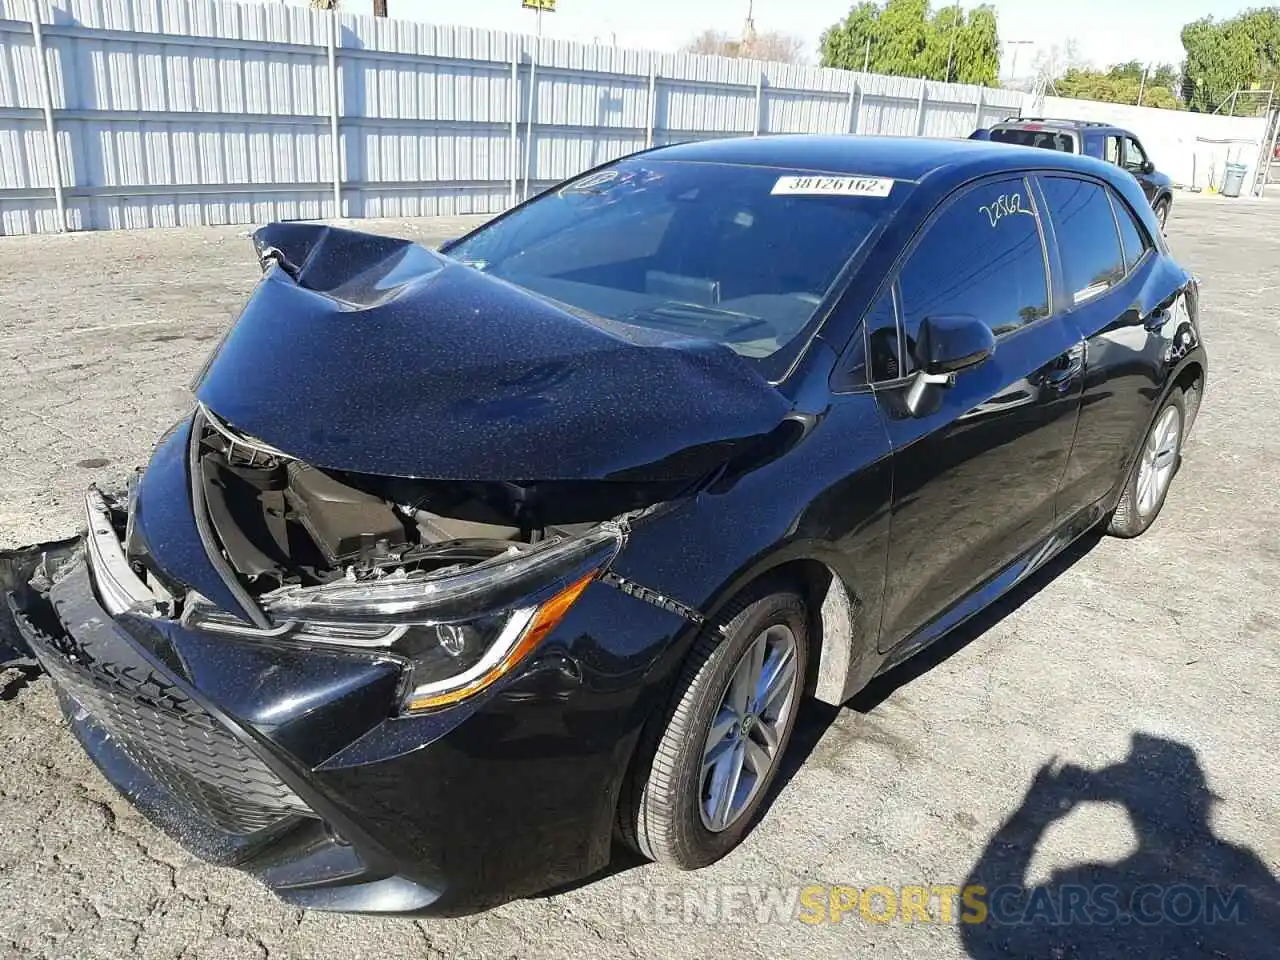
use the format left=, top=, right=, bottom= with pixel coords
left=0, top=0, right=1029, bottom=234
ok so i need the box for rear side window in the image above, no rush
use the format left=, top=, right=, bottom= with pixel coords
left=897, top=177, right=1050, bottom=365
left=990, top=127, right=1074, bottom=152
left=1110, top=192, right=1152, bottom=271
left=1040, top=177, right=1126, bottom=304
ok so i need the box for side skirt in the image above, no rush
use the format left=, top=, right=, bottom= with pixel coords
left=874, top=500, right=1108, bottom=676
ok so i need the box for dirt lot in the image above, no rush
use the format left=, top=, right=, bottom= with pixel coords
left=0, top=199, right=1277, bottom=960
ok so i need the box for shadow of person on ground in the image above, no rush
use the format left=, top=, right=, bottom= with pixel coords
left=960, top=733, right=1280, bottom=959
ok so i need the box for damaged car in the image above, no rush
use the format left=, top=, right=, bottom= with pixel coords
left=2, top=135, right=1206, bottom=915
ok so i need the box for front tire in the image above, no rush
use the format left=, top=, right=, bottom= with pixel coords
left=1109, top=390, right=1185, bottom=538
left=621, top=586, right=809, bottom=869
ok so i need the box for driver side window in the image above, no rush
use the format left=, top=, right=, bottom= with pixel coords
left=1124, top=137, right=1148, bottom=173
left=896, top=177, right=1051, bottom=375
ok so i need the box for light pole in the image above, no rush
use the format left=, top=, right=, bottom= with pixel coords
left=1006, top=39, right=1033, bottom=85
left=944, top=1, right=962, bottom=83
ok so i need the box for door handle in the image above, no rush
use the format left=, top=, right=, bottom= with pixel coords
left=1144, top=308, right=1171, bottom=332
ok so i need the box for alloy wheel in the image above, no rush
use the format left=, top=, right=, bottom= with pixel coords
left=699, top=623, right=801, bottom=832
left=1135, top=406, right=1181, bottom=518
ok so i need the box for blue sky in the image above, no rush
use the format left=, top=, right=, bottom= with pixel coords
left=330, top=0, right=1253, bottom=74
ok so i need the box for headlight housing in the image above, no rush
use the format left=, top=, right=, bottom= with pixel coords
left=185, top=523, right=624, bottom=713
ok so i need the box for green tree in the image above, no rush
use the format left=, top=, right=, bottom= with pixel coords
left=1181, top=9, right=1280, bottom=113
left=819, top=0, right=1001, bottom=85
left=1055, top=62, right=1183, bottom=110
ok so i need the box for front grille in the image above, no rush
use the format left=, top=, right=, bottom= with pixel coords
left=26, top=600, right=312, bottom=836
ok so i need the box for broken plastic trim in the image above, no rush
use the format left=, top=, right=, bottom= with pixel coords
left=256, top=522, right=627, bottom=627
left=189, top=407, right=273, bottom=629
left=84, top=486, right=157, bottom=618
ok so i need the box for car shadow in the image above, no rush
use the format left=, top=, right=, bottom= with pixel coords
left=959, top=733, right=1280, bottom=958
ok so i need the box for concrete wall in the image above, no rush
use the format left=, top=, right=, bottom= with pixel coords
left=0, top=0, right=1026, bottom=235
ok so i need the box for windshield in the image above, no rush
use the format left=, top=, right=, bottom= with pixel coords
left=445, top=158, right=904, bottom=378
left=990, top=127, right=1076, bottom=152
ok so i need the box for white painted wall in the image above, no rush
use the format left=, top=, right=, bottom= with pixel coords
left=1033, top=95, right=1269, bottom=193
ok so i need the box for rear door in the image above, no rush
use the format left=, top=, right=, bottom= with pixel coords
left=1037, top=175, right=1173, bottom=515
left=866, top=175, right=1084, bottom=651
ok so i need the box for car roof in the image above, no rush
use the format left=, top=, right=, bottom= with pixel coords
left=644, top=134, right=1120, bottom=186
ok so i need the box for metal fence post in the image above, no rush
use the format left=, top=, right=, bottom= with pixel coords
left=1259, top=109, right=1280, bottom=197
left=326, top=10, right=342, bottom=218
left=973, top=88, right=984, bottom=128
left=645, top=58, right=656, bottom=148
left=523, top=38, right=538, bottom=200
left=915, top=77, right=926, bottom=136
left=847, top=81, right=858, bottom=134
left=28, top=0, right=67, bottom=232
left=510, top=41, right=519, bottom=206
left=753, top=72, right=763, bottom=136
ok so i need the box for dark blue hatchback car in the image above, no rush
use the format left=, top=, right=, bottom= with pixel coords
left=2, top=135, right=1206, bottom=915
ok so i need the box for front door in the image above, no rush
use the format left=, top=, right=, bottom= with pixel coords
left=1122, top=136, right=1158, bottom=203
left=866, top=176, right=1084, bottom=651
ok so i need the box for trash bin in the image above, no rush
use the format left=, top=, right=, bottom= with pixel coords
left=1220, top=162, right=1248, bottom=198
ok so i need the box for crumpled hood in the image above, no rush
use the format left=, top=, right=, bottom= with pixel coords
left=193, top=224, right=792, bottom=482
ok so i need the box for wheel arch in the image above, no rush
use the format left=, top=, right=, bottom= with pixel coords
left=1109, top=349, right=1207, bottom=510
left=697, top=549, right=879, bottom=708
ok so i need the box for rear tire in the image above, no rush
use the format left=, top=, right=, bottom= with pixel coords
left=620, top=585, right=809, bottom=869
left=1109, top=390, right=1185, bottom=538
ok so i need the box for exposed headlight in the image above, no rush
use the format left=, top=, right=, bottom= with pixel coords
left=186, top=524, right=624, bottom=713
left=396, top=571, right=595, bottom=712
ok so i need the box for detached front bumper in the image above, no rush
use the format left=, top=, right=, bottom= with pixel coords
left=6, top=541, right=671, bottom=914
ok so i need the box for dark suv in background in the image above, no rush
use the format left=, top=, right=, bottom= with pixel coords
left=987, top=118, right=1174, bottom=229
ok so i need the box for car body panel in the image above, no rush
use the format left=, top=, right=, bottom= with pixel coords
left=196, top=224, right=792, bottom=483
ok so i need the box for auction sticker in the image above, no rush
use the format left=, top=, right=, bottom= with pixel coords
left=771, top=175, right=895, bottom=197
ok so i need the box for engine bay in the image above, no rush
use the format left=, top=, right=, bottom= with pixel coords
left=162, top=407, right=683, bottom=600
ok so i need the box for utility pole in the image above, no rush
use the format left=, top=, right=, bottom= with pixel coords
left=944, top=1, right=961, bottom=83
left=1136, top=63, right=1147, bottom=106
left=862, top=35, right=871, bottom=72
left=1006, top=39, right=1033, bottom=85
left=372, top=0, right=387, bottom=15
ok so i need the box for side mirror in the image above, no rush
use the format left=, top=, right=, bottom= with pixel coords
left=905, top=315, right=995, bottom=416
left=1141, top=160, right=1155, bottom=175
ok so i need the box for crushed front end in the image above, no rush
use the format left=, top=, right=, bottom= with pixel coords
left=3, top=408, right=695, bottom=915
left=3, top=222, right=791, bottom=913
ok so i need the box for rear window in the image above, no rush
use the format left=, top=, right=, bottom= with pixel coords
left=990, top=127, right=1076, bottom=152
left=445, top=159, right=907, bottom=379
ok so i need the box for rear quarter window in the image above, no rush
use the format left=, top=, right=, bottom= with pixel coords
left=1039, top=177, right=1126, bottom=304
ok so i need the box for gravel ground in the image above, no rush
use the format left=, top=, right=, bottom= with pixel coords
left=0, top=199, right=1277, bottom=960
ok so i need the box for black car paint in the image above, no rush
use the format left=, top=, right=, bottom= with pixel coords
left=201, top=225, right=791, bottom=483
left=5, top=136, right=1206, bottom=915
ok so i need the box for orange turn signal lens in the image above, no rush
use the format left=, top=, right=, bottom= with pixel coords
left=404, top=571, right=597, bottom=712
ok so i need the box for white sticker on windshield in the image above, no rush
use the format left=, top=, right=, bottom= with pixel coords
left=771, top=175, right=895, bottom=198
